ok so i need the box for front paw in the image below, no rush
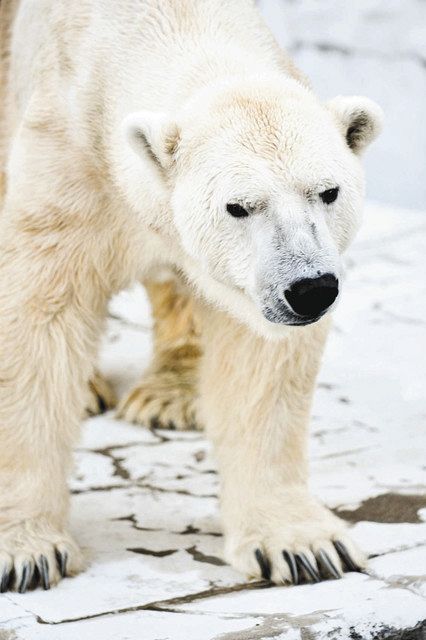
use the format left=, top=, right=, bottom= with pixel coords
left=223, top=491, right=365, bottom=585
left=0, top=519, right=84, bottom=592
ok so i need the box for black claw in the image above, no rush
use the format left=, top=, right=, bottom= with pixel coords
left=55, top=549, right=68, bottom=577
left=282, top=550, right=299, bottom=585
left=317, top=549, right=341, bottom=580
left=254, top=548, right=271, bottom=581
left=333, top=541, right=361, bottom=573
left=38, top=555, right=50, bottom=590
left=97, top=393, right=107, bottom=414
left=18, top=562, right=32, bottom=594
left=295, top=553, right=321, bottom=583
left=150, top=417, right=160, bottom=430
left=0, top=570, right=10, bottom=593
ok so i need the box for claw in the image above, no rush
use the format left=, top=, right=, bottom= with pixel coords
left=55, top=550, right=68, bottom=578
left=254, top=548, right=271, bottom=581
left=282, top=550, right=299, bottom=585
left=150, top=417, right=161, bottom=430
left=18, top=562, right=32, bottom=594
left=295, top=553, right=321, bottom=583
left=317, top=549, right=341, bottom=580
left=38, top=555, right=50, bottom=590
left=97, top=394, right=107, bottom=414
left=0, top=570, right=10, bottom=593
left=333, top=541, right=361, bottom=573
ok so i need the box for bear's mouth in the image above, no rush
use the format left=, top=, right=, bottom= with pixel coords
left=261, top=305, right=328, bottom=326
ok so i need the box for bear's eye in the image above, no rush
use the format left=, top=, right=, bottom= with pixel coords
left=319, top=187, right=339, bottom=205
left=226, top=203, right=249, bottom=218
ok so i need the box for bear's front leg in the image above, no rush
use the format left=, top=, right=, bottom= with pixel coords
left=0, top=223, right=96, bottom=591
left=199, top=306, right=365, bottom=584
left=0, top=208, right=118, bottom=590
left=0, top=117, right=128, bottom=591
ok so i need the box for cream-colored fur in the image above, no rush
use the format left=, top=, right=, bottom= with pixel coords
left=0, top=0, right=382, bottom=590
left=198, top=306, right=358, bottom=581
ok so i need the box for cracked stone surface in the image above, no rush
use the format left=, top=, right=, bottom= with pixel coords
left=1, top=202, right=426, bottom=639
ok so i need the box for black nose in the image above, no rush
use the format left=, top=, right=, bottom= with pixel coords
left=285, top=274, right=339, bottom=318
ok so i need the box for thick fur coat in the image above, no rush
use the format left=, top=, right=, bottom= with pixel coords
left=0, top=0, right=381, bottom=590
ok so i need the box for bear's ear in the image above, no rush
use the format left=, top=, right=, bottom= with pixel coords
left=327, top=96, right=383, bottom=154
left=123, top=111, right=180, bottom=171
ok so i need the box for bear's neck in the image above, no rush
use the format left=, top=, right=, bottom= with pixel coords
left=105, top=2, right=303, bottom=124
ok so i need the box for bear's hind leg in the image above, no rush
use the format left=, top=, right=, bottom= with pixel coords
left=117, top=278, right=202, bottom=431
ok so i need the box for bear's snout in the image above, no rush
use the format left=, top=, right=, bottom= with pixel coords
left=284, top=274, right=339, bottom=320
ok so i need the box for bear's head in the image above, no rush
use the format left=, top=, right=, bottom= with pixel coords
left=123, top=76, right=382, bottom=336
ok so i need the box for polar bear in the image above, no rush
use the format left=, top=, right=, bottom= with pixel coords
left=0, top=0, right=382, bottom=591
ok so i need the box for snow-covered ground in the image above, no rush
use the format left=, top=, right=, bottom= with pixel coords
left=259, top=0, right=426, bottom=211
left=1, top=201, right=425, bottom=639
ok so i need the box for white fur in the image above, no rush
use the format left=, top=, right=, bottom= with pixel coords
left=0, top=0, right=382, bottom=588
